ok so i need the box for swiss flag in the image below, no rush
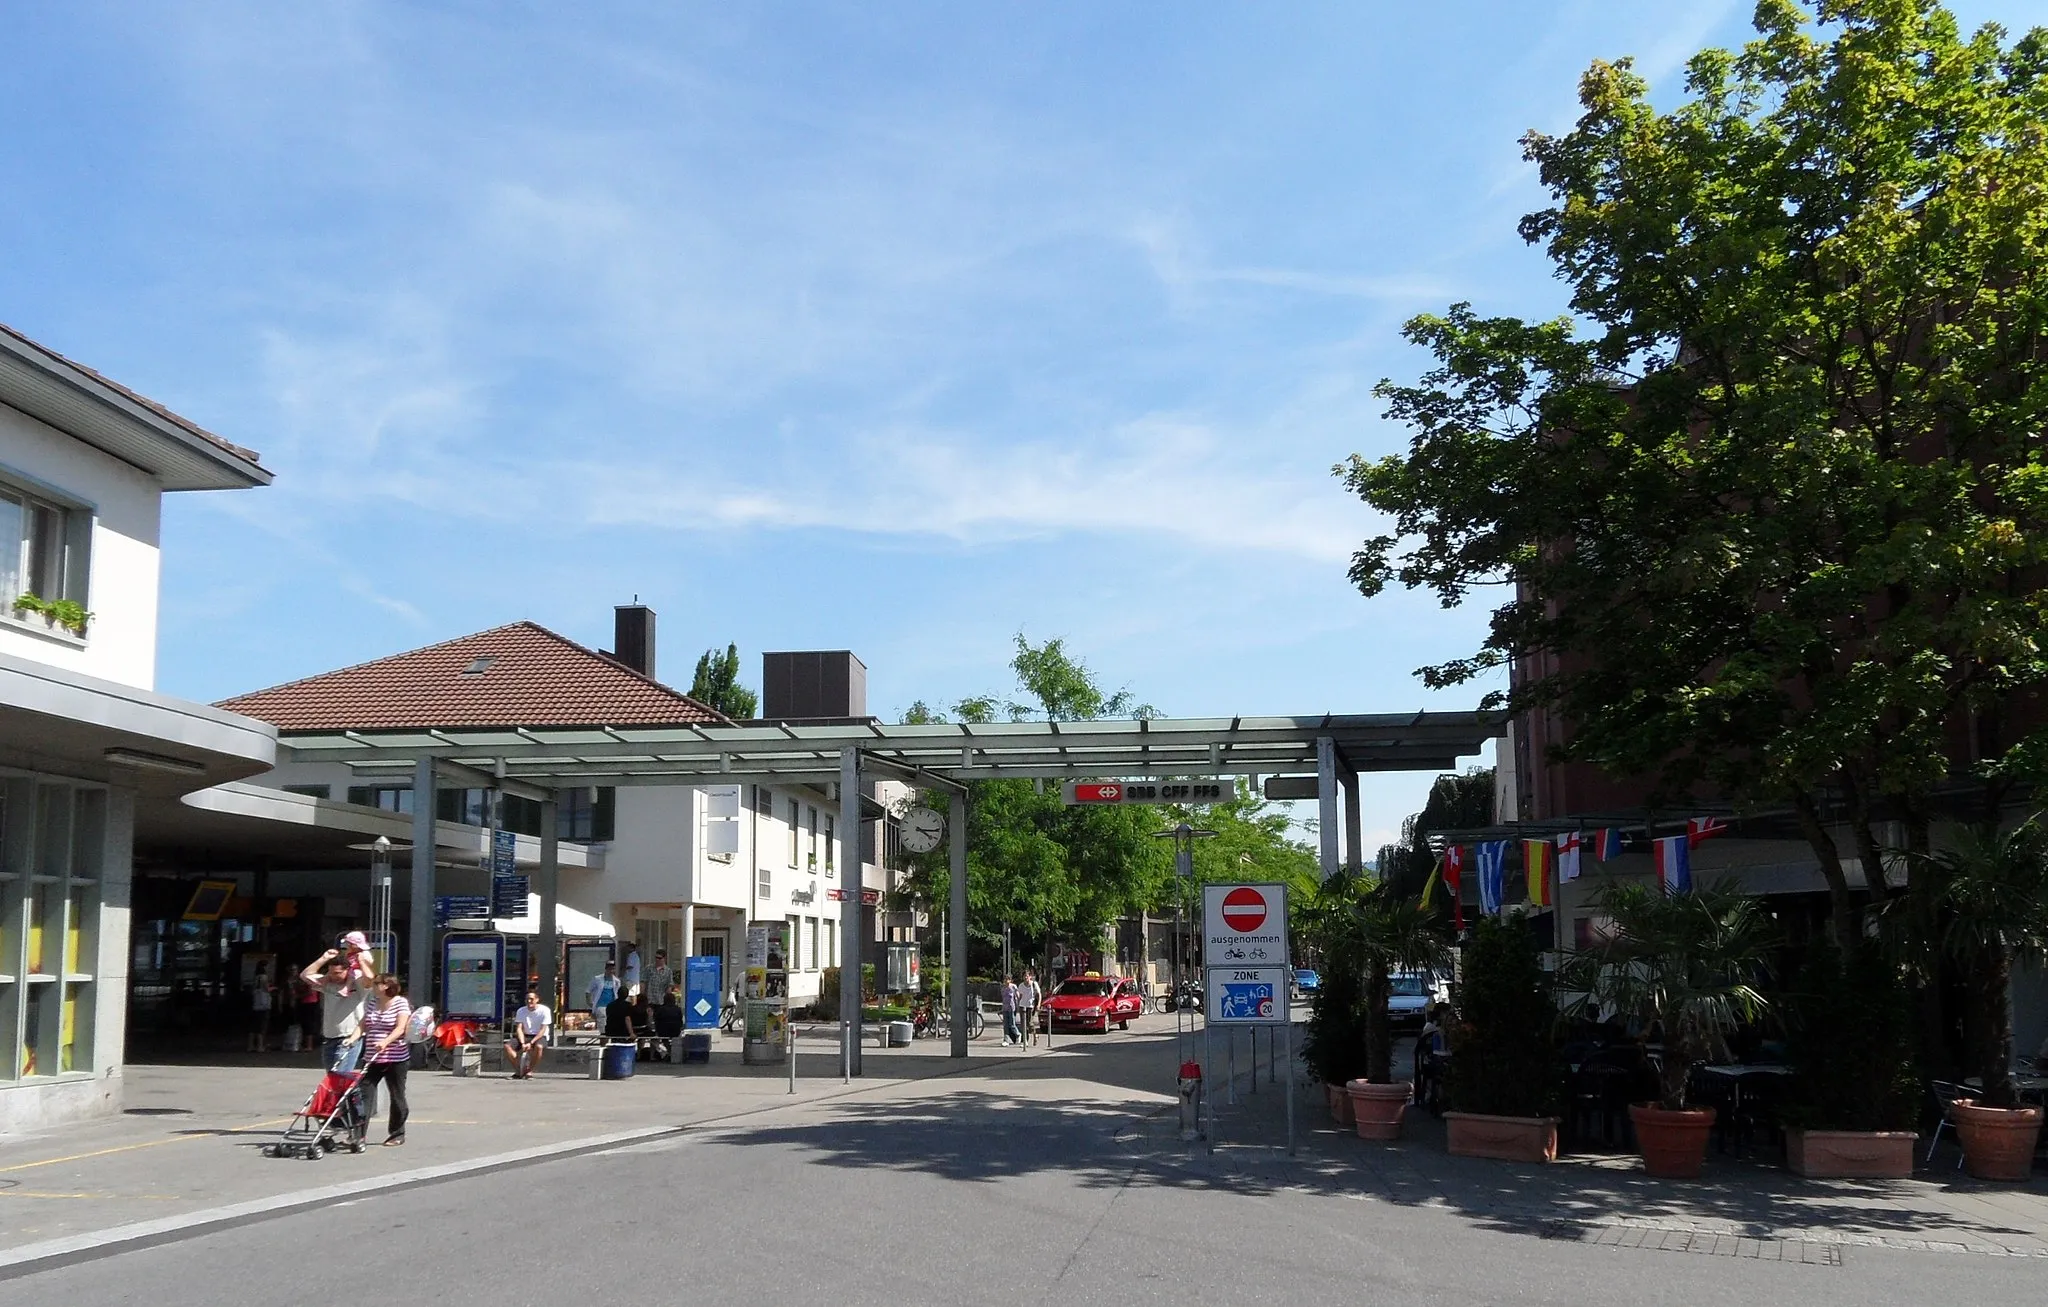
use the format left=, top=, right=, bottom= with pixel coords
left=1687, top=816, right=1730, bottom=847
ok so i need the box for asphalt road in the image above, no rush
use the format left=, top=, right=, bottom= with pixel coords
left=3, top=1037, right=2042, bottom=1306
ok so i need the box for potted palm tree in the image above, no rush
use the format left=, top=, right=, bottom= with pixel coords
left=1903, top=819, right=2048, bottom=1181
left=1780, top=939, right=1918, bottom=1177
left=1444, top=915, right=1562, bottom=1162
left=1326, top=870, right=1452, bottom=1141
left=1299, top=874, right=1371, bottom=1124
left=1559, top=879, right=1776, bottom=1178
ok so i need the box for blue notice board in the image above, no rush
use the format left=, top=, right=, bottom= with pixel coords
left=684, top=956, right=723, bottom=1029
left=491, top=828, right=518, bottom=875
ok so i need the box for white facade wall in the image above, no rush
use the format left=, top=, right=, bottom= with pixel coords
left=0, top=402, right=163, bottom=689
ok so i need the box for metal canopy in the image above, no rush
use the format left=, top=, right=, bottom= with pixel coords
left=277, top=711, right=1502, bottom=788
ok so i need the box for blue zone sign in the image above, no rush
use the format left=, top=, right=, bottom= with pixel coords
left=1205, top=966, right=1287, bottom=1024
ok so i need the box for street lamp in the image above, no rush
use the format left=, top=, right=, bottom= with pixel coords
left=1151, top=823, right=1216, bottom=1006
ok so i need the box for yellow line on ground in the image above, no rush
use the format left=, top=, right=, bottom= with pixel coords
left=0, top=1191, right=180, bottom=1200
left=0, top=1119, right=291, bottom=1174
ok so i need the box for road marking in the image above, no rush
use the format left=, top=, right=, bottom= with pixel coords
left=0, top=1122, right=283, bottom=1176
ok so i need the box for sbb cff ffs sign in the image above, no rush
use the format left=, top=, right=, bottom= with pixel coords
left=1062, top=781, right=1235, bottom=806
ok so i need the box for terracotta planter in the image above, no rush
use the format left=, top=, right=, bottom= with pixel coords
left=1950, top=1101, right=2044, bottom=1182
left=1345, top=1079, right=1411, bottom=1141
left=1444, top=1111, right=1559, bottom=1163
left=1784, top=1129, right=1916, bottom=1179
left=1327, top=1083, right=1354, bottom=1126
left=1628, top=1103, right=1716, bottom=1178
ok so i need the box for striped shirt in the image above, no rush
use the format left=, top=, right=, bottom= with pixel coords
left=361, top=997, right=412, bottom=1063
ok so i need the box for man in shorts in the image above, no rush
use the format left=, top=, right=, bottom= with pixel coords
left=506, top=990, right=552, bottom=1079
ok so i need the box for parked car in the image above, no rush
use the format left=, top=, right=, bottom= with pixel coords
left=1386, top=971, right=1446, bottom=1029
left=1290, top=967, right=1321, bottom=1000
left=1041, top=974, right=1145, bottom=1033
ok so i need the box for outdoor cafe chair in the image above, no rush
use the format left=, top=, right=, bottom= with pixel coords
left=1926, top=1080, right=1972, bottom=1169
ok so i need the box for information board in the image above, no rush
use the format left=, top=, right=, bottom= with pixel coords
left=441, top=934, right=505, bottom=1022
left=684, top=955, right=722, bottom=1029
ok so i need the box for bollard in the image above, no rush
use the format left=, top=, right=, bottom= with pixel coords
left=1178, top=1060, right=1205, bottom=1141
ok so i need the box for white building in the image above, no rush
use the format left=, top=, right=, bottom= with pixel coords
left=216, top=613, right=908, bottom=1011
left=0, top=323, right=276, bottom=1130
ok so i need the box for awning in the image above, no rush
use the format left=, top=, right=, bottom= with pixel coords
left=489, top=893, right=614, bottom=939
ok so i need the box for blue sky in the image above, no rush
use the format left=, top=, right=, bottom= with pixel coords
left=5, top=1, right=2043, bottom=850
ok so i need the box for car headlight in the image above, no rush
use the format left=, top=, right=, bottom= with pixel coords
left=1083, top=1006, right=1104, bottom=1016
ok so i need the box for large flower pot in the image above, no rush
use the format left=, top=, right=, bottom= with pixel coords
left=1628, top=1103, right=1716, bottom=1178
left=1444, top=1111, right=1559, bottom=1163
left=1346, top=1080, right=1411, bottom=1141
left=1950, top=1101, right=2044, bottom=1182
left=1327, top=1083, right=1354, bottom=1126
left=1784, top=1129, right=1916, bottom=1179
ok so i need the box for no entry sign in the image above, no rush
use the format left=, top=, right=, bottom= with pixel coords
left=1201, top=882, right=1288, bottom=969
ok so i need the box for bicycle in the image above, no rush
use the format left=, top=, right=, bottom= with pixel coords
left=720, top=999, right=742, bottom=1033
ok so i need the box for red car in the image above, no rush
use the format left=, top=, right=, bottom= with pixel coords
left=1041, top=974, right=1144, bottom=1033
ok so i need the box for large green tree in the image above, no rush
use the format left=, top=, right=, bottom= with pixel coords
left=1344, top=1, right=2048, bottom=933
left=688, top=643, right=758, bottom=720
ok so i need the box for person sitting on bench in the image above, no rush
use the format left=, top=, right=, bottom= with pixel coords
left=604, top=990, right=642, bottom=1042
left=506, top=990, right=551, bottom=1079
left=653, top=988, right=685, bottom=1039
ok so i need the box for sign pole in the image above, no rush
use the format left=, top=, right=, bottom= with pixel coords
left=1285, top=1009, right=1295, bottom=1155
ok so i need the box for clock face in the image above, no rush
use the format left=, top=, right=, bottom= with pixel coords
left=900, top=805, right=946, bottom=854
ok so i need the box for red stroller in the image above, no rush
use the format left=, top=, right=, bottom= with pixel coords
left=265, top=1065, right=369, bottom=1160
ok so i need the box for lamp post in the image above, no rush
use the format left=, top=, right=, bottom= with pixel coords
left=369, top=835, right=394, bottom=970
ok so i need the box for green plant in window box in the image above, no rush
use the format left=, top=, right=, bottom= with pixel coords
left=11, top=593, right=91, bottom=636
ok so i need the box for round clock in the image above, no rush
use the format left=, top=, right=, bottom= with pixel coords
left=899, top=805, right=946, bottom=854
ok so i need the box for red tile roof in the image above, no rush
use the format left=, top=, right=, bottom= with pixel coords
left=218, top=622, right=730, bottom=732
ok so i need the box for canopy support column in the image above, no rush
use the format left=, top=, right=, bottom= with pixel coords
left=1341, top=765, right=1362, bottom=872
left=838, top=747, right=864, bottom=1077
left=539, top=796, right=559, bottom=1011
left=948, top=787, right=969, bottom=1059
left=408, top=756, right=436, bottom=1003
left=1316, top=736, right=1339, bottom=881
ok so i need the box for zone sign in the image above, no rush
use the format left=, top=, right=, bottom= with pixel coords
left=1061, top=781, right=1235, bottom=806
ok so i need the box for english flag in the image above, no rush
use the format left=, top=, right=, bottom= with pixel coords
left=1687, top=816, right=1730, bottom=846
left=1442, top=845, right=1465, bottom=930
left=1523, top=839, right=1554, bottom=907
left=1555, top=831, right=1582, bottom=883
left=1652, top=835, right=1692, bottom=894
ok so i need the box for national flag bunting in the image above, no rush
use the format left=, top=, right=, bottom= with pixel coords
left=1556, top=831, right=1582, bottom=883
left=1523, top=839, right=1554, bottom=907
left=1687, top=816, right=1729, bottom=847
left=1476, top=840, right=1509, bottom=916
left=1589, top=828, right=1623, bottom=861
left=1442, top=845, right=1465, bottom=930
left=1652, top=835, right=1692, bottom=894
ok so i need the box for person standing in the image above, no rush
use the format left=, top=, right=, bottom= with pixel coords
left=247, top=962, right=275, bottom=1053
left=358, top=974, right=412, bottom=1146
left=644, top=950, right=673, bottom=1008
left=1000, top=975, right=1020, bottom=1046
left=301, top=943, right=373, bottom=1072
left=295, top=969, right=322, bottom=1054
left=620, top=943, right=643, bottom=998
left=585, top=959, right=621, bottom=1026
left=506, top=990, right=551, bottom=1079
left=1020, top=970, right=1043, bottom=1047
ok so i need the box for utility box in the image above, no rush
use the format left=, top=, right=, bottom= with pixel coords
left=762, top=651, right=867, bottom=721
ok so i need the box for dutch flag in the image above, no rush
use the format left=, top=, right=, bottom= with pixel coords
left=1652, top=835, right=1692, bottom=895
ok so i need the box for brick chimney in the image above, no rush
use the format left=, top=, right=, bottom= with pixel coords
left=613, top=603, right=656, bottom=679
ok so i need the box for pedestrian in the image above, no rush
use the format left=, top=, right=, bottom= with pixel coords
left=358, top=973, right=412, bottom=1146
left=295, top=968, right=322, bottom=1053
left=644, top=949, right=673, bottom=1007
left=247, top=962, right=275, bottom=1053
left=300, top=939, right=373, bottom=1072
left=585, top=959, right=621, bottom=1026
left=1020, top=969, right=1043, bottom=1046
left=621, top=943, right=642, bottom=998
left=1001, top=975, right=1019, bottom=1046
left=506, top=989, right=551, bottom=1079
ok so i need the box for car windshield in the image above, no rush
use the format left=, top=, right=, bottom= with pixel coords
left=1056, top=980, right=1111, bottom=997
left=1389, top=976, right=1432, bottom=997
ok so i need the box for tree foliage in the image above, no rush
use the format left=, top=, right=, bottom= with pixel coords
left=1342, top=1, right=2048, bottom=932
left=688, top=643, right=758, bottom=720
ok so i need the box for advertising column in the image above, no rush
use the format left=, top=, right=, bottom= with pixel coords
left=742, top=920, right=789, bottom=1066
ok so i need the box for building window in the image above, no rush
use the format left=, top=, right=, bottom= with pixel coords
left=786, top=915, right=801, bottom=971
left=0, top=479, right=89, bottom=621
left=807, top=916, right=820, bottom=970
left=436, top=788, right=489, bottom=827
left=824, top=815, right=835, bottom=874
left=807, top=806, right=818, bottom=871
left=786, top=799, right=800, bottom=867
left=280, top=784, right=331, bottom=800
left=556, top=788, right=615, bottom=842
left=0, top=778, right=108, bottom=1082
left=346, top=786, right=413, bottom=814
left=755, top=785, right=774, bottom=817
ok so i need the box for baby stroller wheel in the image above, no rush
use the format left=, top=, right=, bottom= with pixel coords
left=305, top=1147, right=322, bottom=1161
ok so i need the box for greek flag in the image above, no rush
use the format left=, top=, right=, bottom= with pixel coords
left=1475, top=840, right=1509, bottom=916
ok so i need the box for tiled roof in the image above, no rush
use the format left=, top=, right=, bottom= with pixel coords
left=218, top=622, right=730, bottom=732
left=0, top=320, right=264, bottom=465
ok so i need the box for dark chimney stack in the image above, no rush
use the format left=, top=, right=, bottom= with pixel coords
left=614, top=604, right=656, bottom=679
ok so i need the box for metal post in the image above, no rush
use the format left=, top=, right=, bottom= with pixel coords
left=838, top=747, right=863, bottom=1078
left=1316, top=736, right=1339, bottom=881
left=1285, top=1008, right=1296, bottom=1155
left=948, top=789, right=969, bottom=1059
left=407, top=757, right=436, bottom=1006
left=539, top=799, right=559, bottom=1015
left=788, top=1009, right=796, bottom=1094
left=1203, top=1019, right=1214, bottom=1150
left=1228, top=1026, right=1237, bottom=1104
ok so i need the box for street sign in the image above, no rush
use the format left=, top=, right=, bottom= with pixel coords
left=1061, top=780, right=1236, bottom=806
left=1206, top=966, right=1286, bottom=1023
left=1201, top=882, right=1288, bottom=967
left=435, top=895, right=491, bottom=926
left=826, top=888, right=881, bottom=905
left=684, top=955, right=722, bottom=1030
left=490, top=828, right=518, bottom=876
left=491, top=874, right=530, bottom=918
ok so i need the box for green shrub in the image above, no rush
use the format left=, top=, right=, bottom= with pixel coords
left=1445, top=916, right=1560, bottom=1117
left=1782, top=939, right=1917, bottom=1132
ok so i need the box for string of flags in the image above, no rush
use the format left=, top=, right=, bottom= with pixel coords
left=1426, top=815, right=1732, bottom=917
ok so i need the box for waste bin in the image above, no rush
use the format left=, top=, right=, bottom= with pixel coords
left=680, top=1032, right=712, bottom=1064
left=887, top=1020, right=913, bottom=1048
left=601, top=1043, right=637, bottom=1080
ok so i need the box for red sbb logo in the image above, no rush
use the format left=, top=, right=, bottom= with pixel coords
left=1220, top=887, right=1267, bottom=932
left=1072, top=784, right=1122, bottom=803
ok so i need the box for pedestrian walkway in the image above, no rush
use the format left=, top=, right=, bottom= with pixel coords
left=1119, top=1032, right=2048, bottom=1262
